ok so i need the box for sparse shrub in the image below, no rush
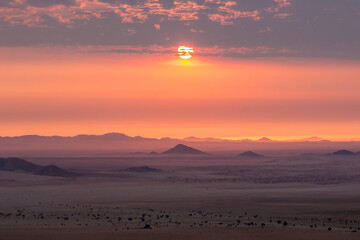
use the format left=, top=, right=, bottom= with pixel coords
left=143, top=224, right=152, bottom=229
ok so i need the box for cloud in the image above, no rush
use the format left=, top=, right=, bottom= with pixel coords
left=126, top=28, right=136, bottom=36
left=258, top=27, right=273, bottom=33
left=266, top=0, right=291, bottom=18
left=190, top=28, right=204, bottom=33
left=0, top=0, right=359, bottom=59
left=77, top=44, right=297, bottom=58
left=154, top=23, right=160, bottom=30
left=146, top=0, right=208, bottom=21
left=0, top=0, right=266, bottom=28
left=273, top=13, right=289, bottom=19
left=26, top=0, right=76, bottom=7
left=0, top=4, right=47, bottom=27
left=0, top=0, right=150, bottom=27
left=207, top=0, right=260, bottom=25
left=0, top=0, right=13, bottom=7
left=195, top=45, right=296, bottom=57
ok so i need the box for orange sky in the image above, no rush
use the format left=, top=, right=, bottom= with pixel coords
left=1, top=47, right=360, bottom=140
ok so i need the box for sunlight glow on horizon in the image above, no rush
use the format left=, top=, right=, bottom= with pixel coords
left=0, top=47, right=359, bottom=139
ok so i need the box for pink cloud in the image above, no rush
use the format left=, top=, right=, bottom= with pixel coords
left=0, top=5, right=46, bottom=27
left=258, top=27, right=273, bottom=33
left=189, top=28, right=205, bottom=33
left=146, top=0, right=208, bottom=21
left=266, top=0, right=291, bottom=19
left=0, top=0, right=151, bottom=27
left=0, top=0, right=266, bottom=28
left=127, top=28, right=136, bottom=36
left=274, top=13, right=289, bottom=19
left=207, top=1, right=260, bottom=25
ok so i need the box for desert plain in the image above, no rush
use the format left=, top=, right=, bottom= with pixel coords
left=1, top=149, right=360, bottom=240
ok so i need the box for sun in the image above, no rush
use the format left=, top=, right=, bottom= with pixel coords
left=178, top=46, right=194, bottom=60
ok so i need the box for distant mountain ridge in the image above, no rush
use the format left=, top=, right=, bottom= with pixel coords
left=0, top=133, right=331, bottom=143
left=1, top=133, right=359, bottom=157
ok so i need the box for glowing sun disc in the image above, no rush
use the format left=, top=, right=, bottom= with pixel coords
left=178, top=46, right=194, bottom=60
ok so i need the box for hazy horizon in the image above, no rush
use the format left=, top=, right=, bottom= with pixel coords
left=1, top=131, right=360, bottom=142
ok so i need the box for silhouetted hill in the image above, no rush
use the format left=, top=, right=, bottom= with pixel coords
left=0, top=157, right=41, bottom=172
left=35, top=165, right=78, bottom=177
left=331, top=150, right=356, bottom=156
left=0, top=158, right=77, bottom=177
left=300, top=136, right=323, bottom=142
left=256, top=137, right=273, bottom=142
left=237, top=151, right=264, bottom=158
left=162, top=144, right=208, bottom=155
left=125, top=166, right=161, bottom=172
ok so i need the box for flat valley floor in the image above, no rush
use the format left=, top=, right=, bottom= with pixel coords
left=1, top=154, right=360, bottom=239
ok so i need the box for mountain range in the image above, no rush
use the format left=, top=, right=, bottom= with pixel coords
left=0, top=133, right=359, bottom=156
left=0, top=133, right=329, bottom=144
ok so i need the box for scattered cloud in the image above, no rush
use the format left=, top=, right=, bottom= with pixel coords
left=190, top=28, right=204, bottom=33
left=273, top=13, right=289, bottom=19
left=146, top=0, right=208, bottom=21
left=0, top=0, right=282, bottom=28
left=207, top=0, right=260, bottom=25
left=154, top=24, right=160, bottom=30
left=0, top=0, right=359, bottom=59
left=258, top=27, right=273, bottom=33
left=266, top=0, right=291, bottom=19
left=126, top=28, right=136, bottom=36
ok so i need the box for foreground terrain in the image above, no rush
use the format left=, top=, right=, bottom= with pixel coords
left=0, top=153, right=360, bottom=239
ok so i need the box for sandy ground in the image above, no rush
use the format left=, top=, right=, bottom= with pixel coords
left=1, top=227, right=359, bottom=240
left=1, top=154, right=360, bottom=239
